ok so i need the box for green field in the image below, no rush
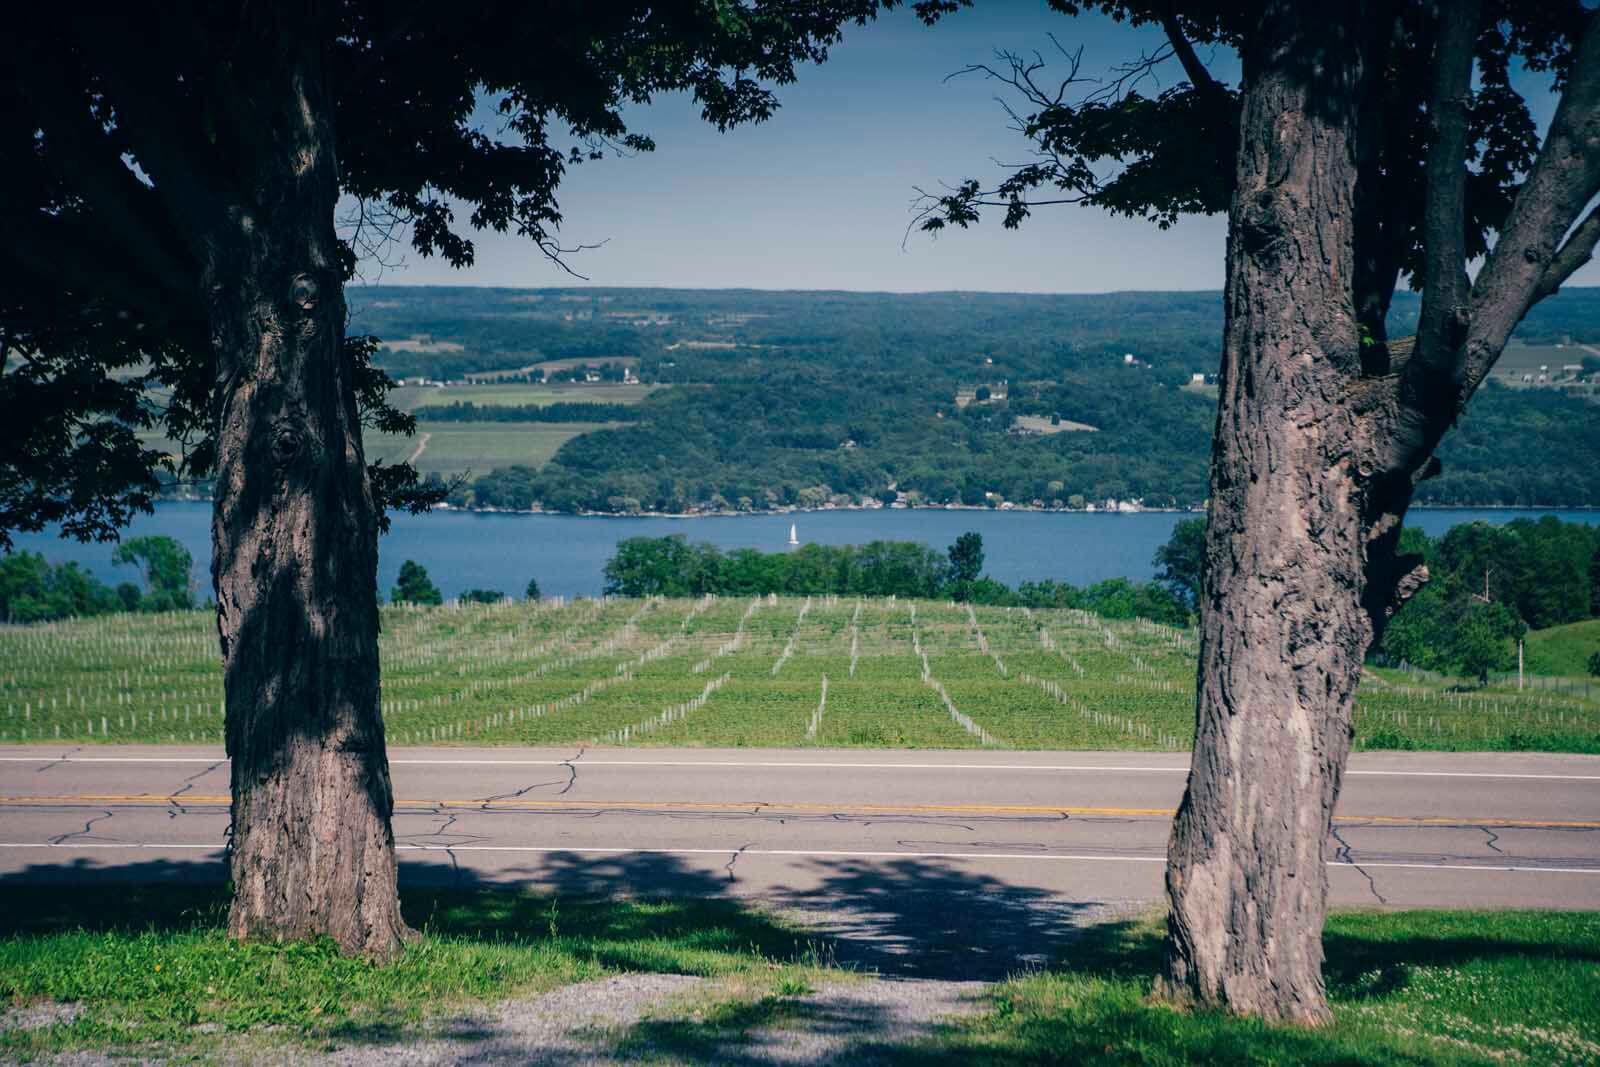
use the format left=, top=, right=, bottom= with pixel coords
left=368, top=420, right=616, bottom=477
left=392, top=382, right=657, bottom=412
left=1525, top=618, right=1600, bottom=678
left=136, top=419, right=603, bottom=478
left=4, top=597, right=1596, bottom=751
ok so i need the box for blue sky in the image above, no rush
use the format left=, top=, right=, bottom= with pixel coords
left=362, top=2, right=1589, bottom=295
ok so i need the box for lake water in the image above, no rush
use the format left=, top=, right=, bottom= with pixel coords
left=9, top=504, right=1596, bottom=601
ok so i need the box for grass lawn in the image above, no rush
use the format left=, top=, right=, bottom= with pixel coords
left=0, top=884, right=834, bottom=1059
left=902, top=911, right=1600, bottom=1065
left=366, top=419, right=617, bottom=478
left=2, top=889, right=1595, bottom=1064
left=1525, top=618, right=1600, bottom=678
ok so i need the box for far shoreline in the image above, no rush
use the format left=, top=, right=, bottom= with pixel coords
left=151, top=493, right=1600, bottom=519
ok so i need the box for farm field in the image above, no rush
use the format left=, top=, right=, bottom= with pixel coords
left=1491, top=342, right=1595, bottom=384
left=390, top=382, right=658, bottom=411
left=367, top=420, right=618, bottom=477
left=3, top=598, right=1596, bottom=752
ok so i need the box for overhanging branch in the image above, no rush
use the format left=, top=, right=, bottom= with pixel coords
left=1463, top=8, right=1600, bottom=394
left=1157, top=9, right=1223, bottom=97
left=1532, top=201, right=1600, bottom=303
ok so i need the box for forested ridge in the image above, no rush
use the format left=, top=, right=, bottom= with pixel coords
left=354, top=286, right=1600, bottom=514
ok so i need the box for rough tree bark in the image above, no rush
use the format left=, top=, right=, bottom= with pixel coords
left=203, top=28, right=410, bottom=959
left=1158, top=0, right=1374, bottom=1025
left=1160, top=0, right=1600, bottom=1024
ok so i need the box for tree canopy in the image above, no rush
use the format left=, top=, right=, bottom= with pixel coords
left=917, top=0, right=1590, bottom=345
left=0, top=0, right=924, bottom=551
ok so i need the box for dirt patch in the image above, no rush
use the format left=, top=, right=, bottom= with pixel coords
left=1, top=1000, right=85, bottom=1031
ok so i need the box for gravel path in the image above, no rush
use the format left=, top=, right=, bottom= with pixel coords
left=9, top=974, right=984, bottom=1066
left=301, top=973, right=986, bottom=1066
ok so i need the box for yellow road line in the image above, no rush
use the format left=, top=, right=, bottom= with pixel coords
left=0, top=794, right=1596, bottom=829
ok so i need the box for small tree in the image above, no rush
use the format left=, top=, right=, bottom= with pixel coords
left=947, top=531, right=985, bottom=593
left=1152, top=518, right=1206, bottom=614
left=111, top=535, right=193, bottom=609
left=390, top=561, right=441, bottom=607
left=1587, top=650, right=1600, bottom=678
left=1452, top=603, right=1519, bottom=687
left=525, top=578, right=542, bottom=601
left=115, top=582, right=142, bottom=612
left=459, top=588, right=504, bottom=605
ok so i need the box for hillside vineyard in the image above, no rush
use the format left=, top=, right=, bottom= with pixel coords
left=4, top=597, right=1594, bottom=752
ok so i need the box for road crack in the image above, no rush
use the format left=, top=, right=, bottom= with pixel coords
left=557, top=746, right=584, bottom=796
left=49, top=809, right=115, bottom=845
left=34, top=747, right=83, bottom=774
left=724, top=843, right=753, bottom=882
left=166, top=760, right=227, bottom=816
left=477, top=747, right=586, bottom=806
left=1330, top=826, right=1387, bottom=904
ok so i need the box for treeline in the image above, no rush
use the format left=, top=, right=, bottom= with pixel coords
left=1380, top=516, right=1600, bottom=682
left=417, top=401, right=639, bottom=423
left=0, top=536, right=195, bottom=623
left=462, top=376, right=1216, bottom=514
left=602, top=532, right=1191, bottom=626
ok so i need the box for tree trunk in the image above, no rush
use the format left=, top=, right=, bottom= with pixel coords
left=1159, top=2, right=1373, bottom=1025
left=203, top=32, right=410, bottom=960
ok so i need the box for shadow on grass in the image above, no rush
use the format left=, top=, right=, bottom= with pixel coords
left=4, top=856, right=1595, bottom=1065
left=0, top=855, right=820, bottom=976
left=3, top=853, right=1590, bottom=981
left=776, top=855, right=1145, bottom=979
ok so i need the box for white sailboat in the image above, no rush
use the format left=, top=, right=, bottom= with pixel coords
left=787, top=523, right=799, bottom=546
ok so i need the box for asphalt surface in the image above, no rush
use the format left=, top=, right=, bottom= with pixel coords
left=1, top=744, right=1596, bottom=911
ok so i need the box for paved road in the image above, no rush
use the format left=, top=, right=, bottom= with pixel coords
left=1, top=745, right=1596, bottom=913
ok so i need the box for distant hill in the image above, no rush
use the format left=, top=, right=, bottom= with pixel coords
left=350, top=286, right=1600, bottom=514
left=1524, top=619, right=1600, bottom=678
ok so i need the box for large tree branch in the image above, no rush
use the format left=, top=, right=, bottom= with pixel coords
left=1462, top=7, right=1600, bottom=394
left=1413, top=0, right=1481, bottom=381
left=1156, top=9, right=1223, bottom=97
left=1531, top=201, right=1600, bottom=302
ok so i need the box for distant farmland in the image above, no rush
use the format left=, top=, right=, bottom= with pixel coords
left=393, top=382, right=658, bottom=412
left=368, top=420, right=620, bottom=478
left=1492, top=342, right=1596, bottom=384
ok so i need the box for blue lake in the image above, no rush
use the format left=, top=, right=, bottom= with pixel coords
left=9, top=504, right=1596, bottom=601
